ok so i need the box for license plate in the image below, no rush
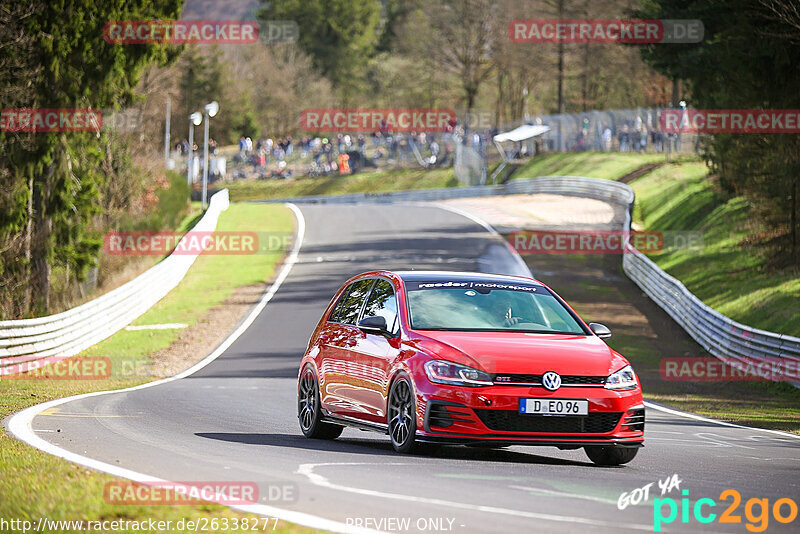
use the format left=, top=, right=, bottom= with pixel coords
left=519, top=398, right=588, bottom=415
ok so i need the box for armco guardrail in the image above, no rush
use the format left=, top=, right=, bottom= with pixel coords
left=251, top=175, right=635, bottom=206
left=255, top=176, right=800, bottom=378
left=0, top=189, right=230, bottom=374
left=623, top=249, right=800, bottom=373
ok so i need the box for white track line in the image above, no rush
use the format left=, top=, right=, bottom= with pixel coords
left=297, top=462, right=653, bottom=531
left=508, top=486, right=618, bottom=506
left=5, top=204, right=383, bottom=534
left=643, top=400, right=800, bottom=440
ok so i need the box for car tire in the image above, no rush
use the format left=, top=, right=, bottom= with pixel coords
left=387, top=374, right=418, bottom=453
left=584, top=446, right=638, bottom=466
left=297, top=366, right=343, bottom=440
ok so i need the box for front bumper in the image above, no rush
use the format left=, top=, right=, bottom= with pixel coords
left=415, top=382, right=645, bottom=447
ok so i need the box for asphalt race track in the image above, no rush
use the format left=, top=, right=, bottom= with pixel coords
left=10, top=203, right=800, bottom=533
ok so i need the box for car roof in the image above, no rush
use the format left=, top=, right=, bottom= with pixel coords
left=392, top=270, right=542, bottom=285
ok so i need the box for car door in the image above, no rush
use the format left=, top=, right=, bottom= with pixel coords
left=318, top=278, right=375, bottom=418
left=315, top=282, right=351, bottom=404
left=349, top=279, right=402, bottom=424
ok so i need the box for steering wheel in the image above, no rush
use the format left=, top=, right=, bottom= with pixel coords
left=503, top=316, right=526, bottom=327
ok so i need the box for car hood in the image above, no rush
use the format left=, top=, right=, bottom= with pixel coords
left=411, top=330, right=628, bottom=377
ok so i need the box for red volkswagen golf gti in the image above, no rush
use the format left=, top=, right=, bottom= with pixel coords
left=297, top=271, right=644, bottom=465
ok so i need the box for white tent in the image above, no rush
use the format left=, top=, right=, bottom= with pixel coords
left=490, top=124, right=551, bottom=183
left=493, top=124, right=551, bottom=143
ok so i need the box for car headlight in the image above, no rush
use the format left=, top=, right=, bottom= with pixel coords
left=605, top=364, right=638, bottom=390
left=424, top=360, right=493, bottom=387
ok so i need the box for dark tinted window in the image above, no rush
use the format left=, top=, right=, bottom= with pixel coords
left=362, top=280, right=399, bottom=335
left=337, top=279, right=375, bottom=325
left=329, top=284, right=352, bottom=322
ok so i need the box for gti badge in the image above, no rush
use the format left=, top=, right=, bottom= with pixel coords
left=496, top=376, right=511, bottom=382
left=541, top=371, right=562, bottom=391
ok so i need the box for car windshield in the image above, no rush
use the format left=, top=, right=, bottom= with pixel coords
left=405, top=280, right=586, bottom=334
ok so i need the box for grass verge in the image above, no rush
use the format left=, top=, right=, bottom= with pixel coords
left=226, top=166, right=458, bottom=202
left=631, top=162, right=800, bottom=336
left=83, top=203, right=293, bottom=363
left=0, top=203, right=314, bottom=533
left=512, top=151, right=696, bottom=180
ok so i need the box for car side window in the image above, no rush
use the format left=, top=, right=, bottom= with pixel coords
left=337, top=279, right=375, bottom=325
left=362, top=279, right=399, bottom=335
left=328, top=284, right=352, bottom=323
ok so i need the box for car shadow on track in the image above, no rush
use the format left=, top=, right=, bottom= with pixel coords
left=195, top=432, right=596, bottom=466
left=196, top=432, right=398, bottom=456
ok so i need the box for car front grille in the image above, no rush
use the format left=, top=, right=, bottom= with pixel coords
left=474, top=410, right=622, bottom=434
left=490, top=373, right=605, bottom=386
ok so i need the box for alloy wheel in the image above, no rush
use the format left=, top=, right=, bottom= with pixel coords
left=388, top=378, right=416, bottom=451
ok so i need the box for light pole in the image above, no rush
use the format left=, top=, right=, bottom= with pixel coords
left=201, top=101, right=219, bottom=210
left=164, top=98, right=171, bottom=163
left=187, top=112, right=202, bottom=187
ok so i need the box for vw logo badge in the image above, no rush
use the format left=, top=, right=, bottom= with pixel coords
left=541, top=371, right=562, bottom=391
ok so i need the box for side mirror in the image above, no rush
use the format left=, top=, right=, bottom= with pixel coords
left=358, top=316, right=389, bottom=336
left=588, top=322, right=612, bottom=339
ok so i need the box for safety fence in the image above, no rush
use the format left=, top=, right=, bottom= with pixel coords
left=499, top=107, right=701, bottom=154
left=0, top=189, right=230, bottom=375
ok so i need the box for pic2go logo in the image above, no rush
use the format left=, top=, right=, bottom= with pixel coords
left=654, top=489, right=798, bottom=532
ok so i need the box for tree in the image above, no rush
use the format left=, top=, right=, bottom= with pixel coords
left=258, top=0, right=381, bottom=97
left=419, top=0, right=498, bottom=127
left=0, top=2, right=44, bottom=316
left=1, top=0, right=182, bottom=316
left=632, top=0, right=800, bottom=263
left=222, top=42, right=334, bottom=138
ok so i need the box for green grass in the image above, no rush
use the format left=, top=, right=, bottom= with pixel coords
left=513, top=151, right=683, bottom=180
left=226, top=167, right=459, bottom=201
left=631, top=162, right=800, bottom=336
left=84, top=203, right=293, bottom=364
left=0, top=203, right=311, bottom=533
